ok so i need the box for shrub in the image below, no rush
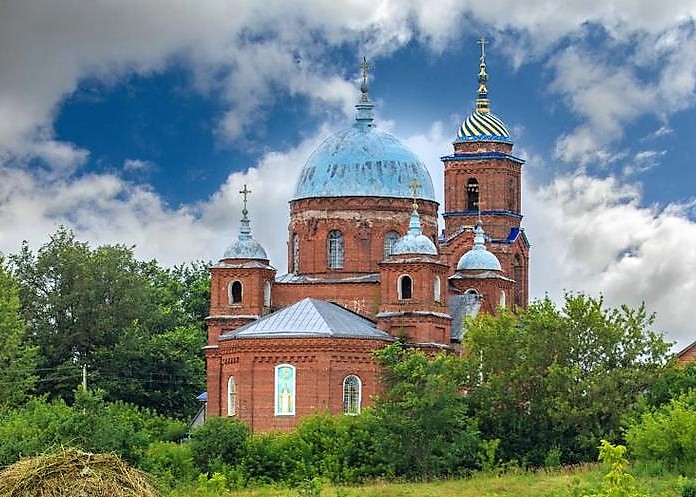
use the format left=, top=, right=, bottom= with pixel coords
left=189, top=417, right=250, bottom=473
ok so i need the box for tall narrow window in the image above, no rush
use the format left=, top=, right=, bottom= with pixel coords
left=398, top=275, right=412, bottom=300
left=383, top=231, right=400, bottom=258
left=434, top=276, right=441, bottom=303
left=275, top=364, right=296, bottom=416
left=263, top=281, right=272, bottom=308
left=227, top=376, right=236, bottom=416
left=499, top=289, right=506, bottom=308
left=229, top=281, right=242, bottom=304
left=343, top=375, right=362, bottom=415
left=513, top=256, right=523, bottom=307
left=327, top=230, right=344, bottom=269
left=508, top=177, right=516, bottom=212
left=292, top=233, right=300, bottom=274
left=467, top=178, right=479, bottom=211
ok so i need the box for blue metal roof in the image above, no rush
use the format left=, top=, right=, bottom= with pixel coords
left=457, top=224, right=502, bottom=271
left=220, top=298, right=393, bottom=340
left=293, top=125, right=436, bottom=201
left=391, top=207, right=437, bottom=256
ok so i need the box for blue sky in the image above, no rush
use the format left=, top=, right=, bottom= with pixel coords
left=1, top=1, right=695, bottom=349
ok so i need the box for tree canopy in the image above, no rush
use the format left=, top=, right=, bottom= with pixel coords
left=9, top=227, right=209, bottom=418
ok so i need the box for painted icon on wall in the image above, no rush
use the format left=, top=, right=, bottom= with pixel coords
left=275, top=364, right=295, bottom=415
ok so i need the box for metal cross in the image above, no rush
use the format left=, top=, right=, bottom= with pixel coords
left=239, top=184, right=251, bottom=212
left=408, top=179, right=421, bottom=200
left=478, top=36, right=488, bottom=61
left=359, top=56, right=372, bottom=89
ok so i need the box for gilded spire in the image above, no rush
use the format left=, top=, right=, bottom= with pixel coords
left=355, top=56, right=374, bottom=126
left=476, top=36, right=490, bottom=114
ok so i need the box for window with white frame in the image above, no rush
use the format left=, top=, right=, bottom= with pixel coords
left=398, top=274, right=413, bottom=300
left=383, top=231, right=400, bottom=257
left=229, top=280, right=242, bottom=304
left=227, top=376, right=236, bottom=416
left=343, top=375, right=361, bottom=415
left=327, top=230, right=344, bottom=269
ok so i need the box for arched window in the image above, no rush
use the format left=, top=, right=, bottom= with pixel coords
left=398, top=274, right=412, bottom=300
left=467, top=178, right=479, bottom=211
left=275, top=364, right=296, bottom=416
left=383, top=230, right=400, bottom=257
left=229, top=280, right=242, bottom=304
left=343, top=375, right=362, bottom=415
left=499, top=289, right=506, bottom=308
left=508, top=177, right=516, bottom=212
left=513, top=255, right=523, bottom=307
left=292, top=233, right=300, bottom=274
left=263, top=281, right=272, bottom=308
left=327, top=230, right=344, bottom=269
left=227, top=376, right=236, bottom=416
left=434, top=276, right=441, bottom=303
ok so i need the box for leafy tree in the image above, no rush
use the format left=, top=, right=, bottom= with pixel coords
left=373, top=343, right=483, bottom=480
left=462, top=294, right=671, bottom=465
left=0, top=255, right=37, bottom=407
left=10, top=227, right=209, bottom=417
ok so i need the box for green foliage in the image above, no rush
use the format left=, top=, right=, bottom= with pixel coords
left=373, top=343, right=483, bottom=479
left=583, top=440, right=647, bottom=497
left=626, top=390, right=696, bottom=476
left=462, top=294, right=670, bottom=465
left=0, top=255, right=37, bottom=407
left=679, top=477, right=696, bottom=497
left=189, top=417, right=250, bottom=474
left=9, top=227, right=209, bottom=417
left=140, top=441, right=197, bottom=490
left=0, top=389, right=187, bottom=467
left=296, top=477, right=323, bottom=497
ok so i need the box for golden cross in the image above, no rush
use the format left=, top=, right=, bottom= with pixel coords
left=478, top=36, right=488, bottom=61
left=408, top=179, right=421, bottom=199
left=239, top=184, right=251, bottom=212
left=359, top=56, right=372, bottom=90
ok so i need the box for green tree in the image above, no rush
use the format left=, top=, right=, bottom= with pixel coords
left=10, top=227, right=209, bottom=417
left=0, top=255, right=37, bottom=407
left=462, top=294, right=670, bottom=465
left=373, top=343, right=483, bottom=480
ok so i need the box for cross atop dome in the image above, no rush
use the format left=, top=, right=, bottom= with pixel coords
left=354, top=56, right=375, bottom=126
left=476, top=36, right=490, bottom=114
left=239, top=184, right=251, bottom=217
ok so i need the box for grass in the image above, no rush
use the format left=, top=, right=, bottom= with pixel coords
left=168, top=464, right=684, bottom=497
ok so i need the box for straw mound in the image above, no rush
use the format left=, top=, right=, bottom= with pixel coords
left=0, top=448, right=162, bottom=497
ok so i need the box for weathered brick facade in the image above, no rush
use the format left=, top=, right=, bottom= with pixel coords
left=204, top=52, right=530, bottom=432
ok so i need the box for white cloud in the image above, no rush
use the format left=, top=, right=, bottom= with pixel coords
left=524, top=173, right=696, bottom=350
left=123, top=159, right=155, bottom=172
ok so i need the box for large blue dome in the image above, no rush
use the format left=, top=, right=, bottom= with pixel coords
left=293, top=124, right=436, bottom=201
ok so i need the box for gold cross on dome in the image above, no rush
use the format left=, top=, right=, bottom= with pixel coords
left=359, top=56, right=372, bottom=89
left=239, top=184, right=251, bottom=211
left=408, top=179, right=421, bottom=199
left=478, top=36, right=488, bottom=60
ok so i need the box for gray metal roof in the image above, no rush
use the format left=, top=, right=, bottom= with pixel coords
left=220, top=298, right=393, bottom=340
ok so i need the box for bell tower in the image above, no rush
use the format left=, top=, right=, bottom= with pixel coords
left=440, top=38, right=529, bottom=307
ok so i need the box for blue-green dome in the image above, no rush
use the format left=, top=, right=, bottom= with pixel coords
left=294, top=67, right=435, bottom=202
left=457, top=224, right=502, bottom=271
left=294, top=126, right=436, bottom=201
left=223, top=201, right=268, bottom=260
left=392, top=207, right=437, bottom=256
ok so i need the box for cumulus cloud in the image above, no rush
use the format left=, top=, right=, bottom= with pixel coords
left=525, top=173, right=696, bottom=349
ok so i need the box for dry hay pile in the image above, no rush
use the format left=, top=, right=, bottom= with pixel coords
left=0, top=448, right=162, bottom=497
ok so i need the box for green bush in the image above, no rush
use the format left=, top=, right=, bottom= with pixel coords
left=140, top=441, right=197, bottom=489
left=189, top=416, right=250, bottom=473
left=626, top=390, right=696, bottom=476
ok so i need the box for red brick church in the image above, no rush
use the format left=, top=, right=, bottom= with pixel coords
left=203, top=42, right=530, bottom=432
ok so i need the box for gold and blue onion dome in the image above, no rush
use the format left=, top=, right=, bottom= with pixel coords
left=391, top=205, right=438, bottom=256
left=456, top=223, right=502, bottom=271
left=293, top=62, right=436, bottom=202
left=456, top=40, right=511, bottom=144
left=223, top=209, right=268, bottom=260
